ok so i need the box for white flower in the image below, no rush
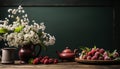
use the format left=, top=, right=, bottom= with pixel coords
left=8, top=15, right=11, bottom=18
left=40, top=22, right=46, bottom=31
left=3, top=21, right=8, bottom=25
left=5, top=18, right=9, bottom=22
left=12, top=9, right=17, bottom=14
left=24, top=14, right=28, bottom=17
left=26, top=18, right=29, bottom=22
left=8, top=9, right=12, bottom=13
left=18, top=5, right=23, bottom=10
left=22, top=10, right=25, bottom=13
left=32, top=20, right=35, bottom=23
left=43, top=34, right=55, bottom=46
left=11, top=15, right=14, bottom=18
left=18, top=10, right=21, bottom=13
left=42, top=32, right=47, bottom=38
left=0, top=5, right=55, bottom=48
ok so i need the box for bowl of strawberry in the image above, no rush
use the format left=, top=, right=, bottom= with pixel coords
left=75, top=46, right=120, bottom=64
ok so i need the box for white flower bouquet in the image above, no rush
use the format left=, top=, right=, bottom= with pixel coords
left=0, top=5, right=55, bottom=48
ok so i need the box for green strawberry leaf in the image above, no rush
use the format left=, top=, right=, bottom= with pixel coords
left=79, top=46, right=86, bottom=51
left=85, top=47, right=91, bottom=52
left=28, top=58, right=34, bottom=64
left=93, top=45, right=96, bottom=49
left=112, top=49, right=117, bottom=54
left=114, top=57, right=120, bottom=61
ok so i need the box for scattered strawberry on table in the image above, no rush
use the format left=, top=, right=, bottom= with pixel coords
left=79, top=46, right=120, bottom=60
left=29, top=56, right=58, bottom=64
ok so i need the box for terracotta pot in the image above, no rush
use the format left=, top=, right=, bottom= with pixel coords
left=18, top=45, right=41, bottom=63
left=56, top=47, right=78, bottom=61
left=1, top=48, right=16, bottom=64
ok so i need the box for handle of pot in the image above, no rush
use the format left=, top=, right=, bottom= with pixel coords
left=34, top=45, right=41, bottom=57
left=74, top=49, right=79, bottom=57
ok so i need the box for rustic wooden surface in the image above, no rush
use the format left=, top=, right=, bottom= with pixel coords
left=0, top=61, right=120, bottom=69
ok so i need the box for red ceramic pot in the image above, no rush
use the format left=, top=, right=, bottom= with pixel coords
left=56, top=47, right=78, bottom=61
left=18, top=45, right=41, bottom=63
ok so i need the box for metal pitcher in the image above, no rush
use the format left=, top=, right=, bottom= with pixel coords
left=0, top=48, right=16, bottom=64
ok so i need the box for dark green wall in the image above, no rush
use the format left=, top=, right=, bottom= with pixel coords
left=0, top=7, right=113, bottom=58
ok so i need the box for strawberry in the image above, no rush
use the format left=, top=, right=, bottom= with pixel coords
left=87, top=52, right=92, bottom=56
left=99, top=48, right=105, bottom=54
left=33, top=58, right=39, bottom=64
left=98, top=56, right=104, bottom=60
left=94, top=52, right=100, bottom=57
left=43, top=56, right=49, bottom=59
left=113, top=52, right=119, bottom=58
left=87, top=56, right=91, bottom=60
left=48, top=58, right=54, bottom=64
left=103, top=51, right=108, bottom=57
left=40, top=58, right=45, bottom=64
left=54, top=59, right=58, bottom=64
left=91, top=48, right=96, bottom=55
left=39, top=56, right=43, bottom=60
left=91, top=55, right=97, bottom=60
left=82, top=55, right=87, bottom=59
left=44, top=59, right=49, bottom=64
left=96, top=48, right=100, bottom=52
left=104, top=56, right=111, bottom=60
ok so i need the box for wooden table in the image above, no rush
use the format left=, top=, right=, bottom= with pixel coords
left=0, top=61, right=120, bottom=69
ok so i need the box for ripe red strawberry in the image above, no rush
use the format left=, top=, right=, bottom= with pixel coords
left=39, top=56, right=43, bottom=60
left=91, top=55, right=97, bottom=60
left=91, top=48, right=96, bottom=55
left=94, top=52, right=100, bottom=57
left=44, top=59, right=49, bottom=64
left=82, top=55, right=87, bottom=59
left=43, top=56, right=49, bottom=59
left=33, top=58, right=39, bottom=64
left=99, top=48, right=105, bottom=54
left=113, top=52, right=119, bottom=58
left=40, top=58, right=45, bottom=64
left=98, top=56, right=104, bottom=60
left=54, top=59, right=58, bottom=64
left=87, top=56, right=91, bottom=60
left=48, top=58, right=54, bottom=64
left=104, top=56, right=111, bottom=60
left=96, top=48, right=100, bottom=52
left=103, top=51, right=108, bottom=57
left=87, top=52, right=92, bottom=56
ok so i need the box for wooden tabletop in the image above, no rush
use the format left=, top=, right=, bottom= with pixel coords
left=0, top=61, right=120, bottom=69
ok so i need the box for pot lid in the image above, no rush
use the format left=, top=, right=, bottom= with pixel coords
left=62, top=47, right=73, bottom=53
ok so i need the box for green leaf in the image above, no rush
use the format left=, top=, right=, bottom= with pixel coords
left=110, top=49, right=117, bottom=57
left=79, top=46, right=86, bottom=50
left=28, top=58, right=34, bottom=64
left=106, top=50, right=112, bottom=57
left=114, top=57, right=120, bottom=61
left=85, top=47, right=91, bottom=52
left=79, top=46, right=91, bottom=53
left=0, top=28, right=8, bottom=33
left=112, top=49, right=117, bottom=54
left=14, top=25, right=23, bottom=33
left=93, top=45, right=96, bottom=49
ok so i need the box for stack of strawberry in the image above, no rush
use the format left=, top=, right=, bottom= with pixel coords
left=32, top=56, right=58, bottom=64
left=79, top=46, right=119, bottom=60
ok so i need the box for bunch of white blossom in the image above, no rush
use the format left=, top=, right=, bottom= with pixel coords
left=0, top=5, right=55, bottom=47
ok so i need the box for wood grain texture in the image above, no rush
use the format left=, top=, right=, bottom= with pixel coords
left=0, top=62, right=120, bottom=69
